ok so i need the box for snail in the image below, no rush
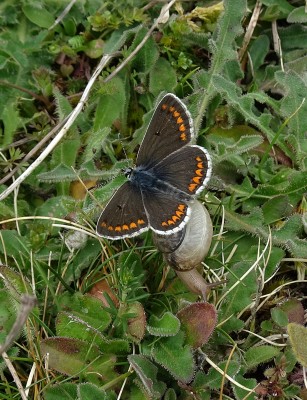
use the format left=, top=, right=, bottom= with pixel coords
left=153, top=200, right=222, bottom=300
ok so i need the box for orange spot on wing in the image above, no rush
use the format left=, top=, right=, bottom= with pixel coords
left=178, top=204, right=185, bottom=212
left=122, top=224, right=129, bottom=230
left=108, top=226, right=114, bottom=231
left=137, top=219, right=145, bottom=225
left=189, top=183, right=197, bottom=192
left=177, top=117, right=183, bottom=124
left=180, top=133, right=187, bottom=141
left=193, top=176, right=201, bottom=184
left=130, top=222, right=137, bottom=229
left=173, top=111, right=180, bottom=118
left=161, top=204, right=187, bottom=228
left=179, top=124, right=185, bottom=132
left=195, top=169, right=203, bottom=176
left=115, top=226, right=121, bottom=232
left=162, top=104, right=167, bottom=110
left=169, top=106, right=175, bottom=112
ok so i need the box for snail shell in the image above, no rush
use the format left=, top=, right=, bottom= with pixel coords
left=153, top=200, right=213, bottom=271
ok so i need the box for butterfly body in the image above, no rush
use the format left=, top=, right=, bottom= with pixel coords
left=96, top=93, right=212, bottom=240
left=128, top=166, right=191, bottom=202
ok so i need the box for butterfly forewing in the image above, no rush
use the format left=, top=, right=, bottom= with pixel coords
left=96, top=182, right=149, bottom=239
left=136, top=94, right=194, bottom=169
left=151, top=145, right=212, bottom=196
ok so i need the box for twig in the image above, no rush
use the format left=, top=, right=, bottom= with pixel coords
left=0, top=294, right=37, bottom=356
left=0, top=79, right=52, bottom=108
left=104, top=0, right=176, bottom=83
left=0, top=54, right=114, bottom=201
left=204, top=353, right=256, bottom=393
left=0, top=117, right=68, bottom=185
left=48, top=0, right=77, bottom=31
left=0, top=0, right=176, bottom=202
left=238, top=0, right=262, bottom=62
left=2, top=352, right=28, bottom=400
left=272, top=20, right=284, bottom=71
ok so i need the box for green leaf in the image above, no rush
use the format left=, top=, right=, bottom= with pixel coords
left=214, top=135, right=264, bottom=162
left=212, top=75, right=277, bottom=143
left=249, top=35, right=270, bottom=72
left=43, top=383, right=77, bottom=400
left=210, top=0, right=245, bottom=71
left=63, top=239, right=102, bottom=284
left=263, top=247, right=285, bottom=281
left=51, top=139, right=80, bottom=169
left=283, top=384, right=300, bottom=398
left=262, top=195, right=293, bottom=224
left=0, top=101, right=20, bottom=146
left=149, top=58, right=177, bottom=97
left=0, top=231, right=30, bottom=264
left=77, top=383, right=107, bottom=399
left=56, top=312, right=117, bottom=353
left=53, top=87, right=73, bottom=120
left=22, top=5, right=54, bottom=28
left=37, top=164, right=77, bottom=183
left=225, top=207, right=266, bottom=236
left=129, top=27, right=159, bottom=74
left=287, top=6, right=307, bottom=23
left=147, top=312, right=180, bottom=337
left=152, top=331, right=195, bottom=383
left=245, top=345, right=280, bottom=370
left=220, top=261, right=257, bottom=321
left=82, top=127, right=111, bottom=163
left=271, top=307, right=288, bottom=327
left=40, top=337, right=117, bottom=383
left=275, top=71, right=307, bottom=168
left=287, top=323, right=307, bottom=367
left=163, top=388, right=177, bottom=400
left=193, top=0, right=247, bottom=131
left=104, top=26, right=139, bottom=53
left=58, top=292, right=112, bottom=332
left=197, top=361, right=240, bottom=390
left=278, top=24, right=307, bottom=50
left=93, top=77, right=126, bottom=131
left=128, top=354, right=167, bottom=399
left=232, top=375, right=257, bottom=400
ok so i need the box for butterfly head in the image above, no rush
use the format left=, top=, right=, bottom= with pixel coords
left=123, top=167, right=133, bottom=179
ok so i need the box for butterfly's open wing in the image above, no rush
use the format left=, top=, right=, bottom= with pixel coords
left=136, top=94, right=194, bottom=169
left=96, top=182, right=149, bottom=239
left=152, top=145, right=212, bottom=196
left=141, top=188, right=191, bottom=235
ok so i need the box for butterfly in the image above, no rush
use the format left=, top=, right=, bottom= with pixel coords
left=96, top=93, right=212, bottom=240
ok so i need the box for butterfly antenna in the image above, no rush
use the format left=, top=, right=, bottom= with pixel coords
left=117, top=132, right=128, bottom=162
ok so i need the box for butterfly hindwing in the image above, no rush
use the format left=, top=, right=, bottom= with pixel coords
left=136, top=94, right=194, bottom=169
left=96, top=182, right=149, bottom=239
left=151, top=145, right=212, bottom=196
left=141, top=188, right=190, bottom=234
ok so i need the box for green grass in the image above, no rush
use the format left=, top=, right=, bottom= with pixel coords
left=0, top=0, right=307, bottom=399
